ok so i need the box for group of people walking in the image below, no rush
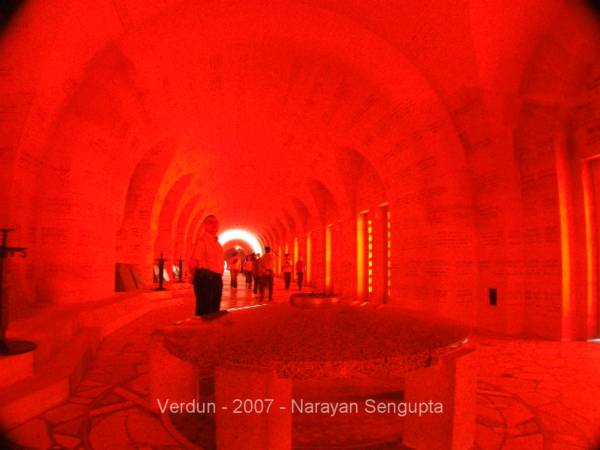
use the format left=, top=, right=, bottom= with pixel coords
left=281, top=253, right=305, bottom=290
left=188, top=214, right=307, bottom=316
left=227, top=249, right=305, bottom=301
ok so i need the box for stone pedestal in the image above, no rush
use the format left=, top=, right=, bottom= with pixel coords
left=215, top=364, right=292, bottom=450
left=0, top=351, right=33, bottom=388
left=403, top=347, right=477, bottom=450
left=159, top=304, right=475, bottom=449
left=149, top=336, right=197, bottom=410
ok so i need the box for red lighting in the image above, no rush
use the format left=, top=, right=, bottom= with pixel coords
left=1, top=1, right=600, bottom=448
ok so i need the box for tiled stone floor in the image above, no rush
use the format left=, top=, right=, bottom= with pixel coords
left=473, top=336, right=600, bottom=450
left=4, top=277, right=600, bottom=450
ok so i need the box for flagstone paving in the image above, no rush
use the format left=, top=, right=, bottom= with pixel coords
left=4, top=279, right=600, bottom=449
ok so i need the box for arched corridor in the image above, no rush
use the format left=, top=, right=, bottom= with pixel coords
left=1, top=0, right=600, bottom=449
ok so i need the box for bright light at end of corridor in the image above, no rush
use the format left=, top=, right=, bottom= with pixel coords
left=218, top=229, right=263, bottom=254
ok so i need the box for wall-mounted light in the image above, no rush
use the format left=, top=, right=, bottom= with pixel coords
left=367, top=219, right=373, bottom=294
left=387, top=209, right=391, bottom=299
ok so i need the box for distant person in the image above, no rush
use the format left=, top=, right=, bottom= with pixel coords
left=252, top=253, right=262, bottom=295
left=296, top=257, right=305, bottom=290
left=227, top=253, right=241, bottom=288
left=282, top=253, right=293, bottom=290
left=243, top=254, right=254, bottom=288
left=188, top=215, right=224, bottom=315
left=258, top=247, right=275, bottom=301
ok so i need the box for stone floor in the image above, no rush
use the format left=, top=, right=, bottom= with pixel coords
left=4, top=276, right=600, bottom=450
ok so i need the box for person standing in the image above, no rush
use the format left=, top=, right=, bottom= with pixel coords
left=282, top=253, right=293, bottom=290
left=296, top=257, right=305, bottom=290
left=227, top=253, right=241, bottom=288
left=258, top=246, right=275, bottom=302
left=252, top=253, right=262, bottom=295
left=243, top=254, right=254, bottom=288
left=188, top=215, right=224, bottom=315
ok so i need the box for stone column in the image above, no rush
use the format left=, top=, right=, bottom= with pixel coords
left=215, top=364, right=292, bottom=450
left=403, top=346, right=477, bottom=450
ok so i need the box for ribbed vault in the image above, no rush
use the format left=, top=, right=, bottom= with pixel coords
left=1, top=0, right=600, bottom=340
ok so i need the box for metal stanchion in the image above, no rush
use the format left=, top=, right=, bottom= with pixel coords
left=0, top=228, right=36, bottom=355
left=178, top=257, right=183, bottom=283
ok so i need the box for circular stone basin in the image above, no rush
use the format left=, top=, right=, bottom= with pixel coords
left=162, top=303, right=470, bottom=379
left=289, top=292, right=339, bottom=308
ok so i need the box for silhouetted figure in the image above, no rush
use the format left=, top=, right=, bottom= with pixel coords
left=296, top=257, right=305, bottom=290
left=282, top=253, right=293, bottom=290
left=189, top=215, right=224, bottom=315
